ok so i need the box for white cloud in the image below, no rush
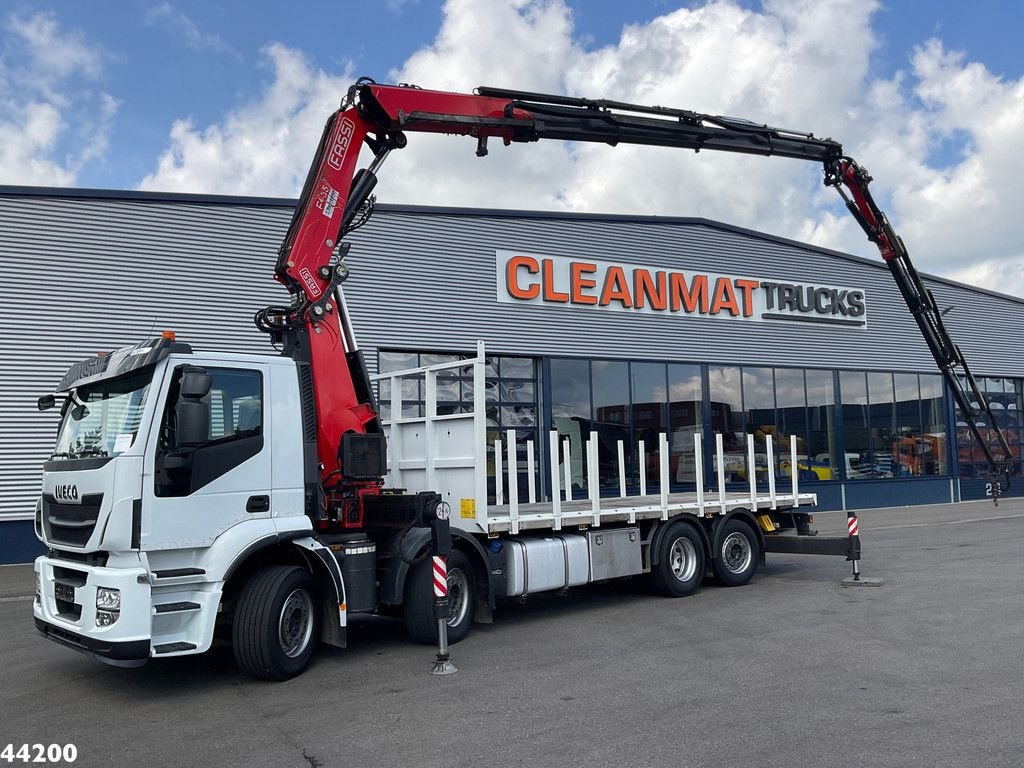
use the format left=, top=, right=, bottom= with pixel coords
left=139, top=44, right=354, bottom=194
left=0, top=12, right=116, bottom=186
left=138, top=0, right=1024, bottom=295
left=144, top=3, right=241, bottom=59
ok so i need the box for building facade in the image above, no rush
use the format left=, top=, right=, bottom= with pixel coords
left=2, top=186, right=1023, bottom=563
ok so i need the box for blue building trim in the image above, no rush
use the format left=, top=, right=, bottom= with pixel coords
left=1, top=521, right=44, bottom=565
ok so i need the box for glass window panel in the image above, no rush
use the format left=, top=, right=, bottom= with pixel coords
left=500, top=357, right=535, bottom=378
left=893, top=374, right=926, bottom=476
left=709, top=365, right=745, bottom=483
left=379, top=350, right=418, bottom=372
left=501, top=405, right=536, bottom=427
left=742, top=368, right=774, bottom=484
left=551, top=359, right=591, bottom=496
left=592, top=361, right=631, bottom=490
left=434, top=379, right=461, bottom=402
left=420, top=352, right=464, bottom=378
left=774, top=368, right=809, bottom=482
left=840, top=371, right=870, bottom=480
left=668, top=364, right=702, bottom=483
left=806, top=370, right=836, bottom=480
left=631, top=363, right=667, bottom=491
left=867, top=372, right=895, bottom=478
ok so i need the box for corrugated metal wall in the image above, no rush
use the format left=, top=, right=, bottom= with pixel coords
left=0, top=194, right=293, bottom=520
left=3, top=189, right=1024, bottom=522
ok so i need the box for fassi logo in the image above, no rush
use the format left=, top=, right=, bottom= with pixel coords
left=326, top=117, right=356, bottom=170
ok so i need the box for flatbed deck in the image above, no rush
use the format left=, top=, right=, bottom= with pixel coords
left=485, top=490, right=818, bottom=533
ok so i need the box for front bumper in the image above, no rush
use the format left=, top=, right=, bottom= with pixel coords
left=34, top=555, right=152, bottom=666
left=34, top=618, right=149, bottom=667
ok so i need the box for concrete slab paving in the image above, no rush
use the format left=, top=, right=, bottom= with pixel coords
left=1, top=499, right=1023, bottom=768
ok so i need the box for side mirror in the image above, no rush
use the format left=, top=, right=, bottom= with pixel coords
left=180, top=368, right=212, bottom=400
left=37, top=395, right=56, bottom=411
left=175, top=367, right=211, bottom=448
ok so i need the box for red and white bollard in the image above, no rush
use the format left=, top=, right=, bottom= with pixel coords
left=430, top=502, right=458, bottom=676
left=847, top=513, right=861, bottom=581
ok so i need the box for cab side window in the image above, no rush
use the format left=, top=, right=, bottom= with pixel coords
left=155, top=367, right=264, bottom=497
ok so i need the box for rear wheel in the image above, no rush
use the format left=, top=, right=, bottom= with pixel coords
left=404, top=549, right=476, bottom=644
left=713, top=518, right=760, bottom=587
left=649, top=522, right=705, bottom=597
left=232, top=565, right=319, bottom=681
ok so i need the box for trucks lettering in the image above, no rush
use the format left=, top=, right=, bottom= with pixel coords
left=497, top=250, right=867, bottom=327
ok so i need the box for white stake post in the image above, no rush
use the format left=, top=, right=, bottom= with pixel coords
left=747, top=433, right=757, bottom=508
left=549, top=431, right=562, bottom=530
left=716, top=433, right=727, bottom=513
left=563, top=438, right=572, bottom=502
left=506, top=431, right=519, bottom=534
left=791, top=438, right=799, bottom=506
left=526, top=439, right=536, bottom=504
left=659, top=433, right=670, bottom=521
left=638, top=440, right=647, bottom=497
left=694, top=432, right=705, bottom=513
left=766, top=433, right=777, bottom=510
left=495, top=438, right=504, bottom=507
left=617, top=440, right=626, bottom=498
left=587, top=431, right=600, bottom=526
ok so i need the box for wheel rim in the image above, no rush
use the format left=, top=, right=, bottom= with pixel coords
left=668, top=536, right=698, bottom=583
left=446, top=568, right=470, bottom=628
left=278, top=588, right=314, bottom=658
left=721, top=531, right=753, bottom=574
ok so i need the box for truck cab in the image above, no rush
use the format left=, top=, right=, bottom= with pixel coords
left=33, top=335, right=315, bottom=668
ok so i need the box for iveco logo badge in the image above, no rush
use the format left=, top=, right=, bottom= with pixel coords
left=54, top=484, right=79, bottom=503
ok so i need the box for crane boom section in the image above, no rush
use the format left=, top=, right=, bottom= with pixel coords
left=262, top=81, right=1011, bottom=523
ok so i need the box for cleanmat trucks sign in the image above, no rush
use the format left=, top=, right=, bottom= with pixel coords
left=495, top=249, right=867, bottom=328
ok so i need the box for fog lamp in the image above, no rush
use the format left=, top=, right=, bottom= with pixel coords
left=96, top=587, right=121, bottom=611
left=95, top=610, right=119, bottom=627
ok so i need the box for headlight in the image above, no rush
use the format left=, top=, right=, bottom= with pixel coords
left=34, top=571, right=41, bottom=605
left=96, top=587, right=121, bottom=611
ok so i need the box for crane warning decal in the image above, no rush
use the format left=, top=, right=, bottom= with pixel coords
left=495, top=250, right=867, bottom=328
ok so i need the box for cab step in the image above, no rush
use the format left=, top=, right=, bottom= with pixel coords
left=154, top=601, right=200, bottom=614
left=153, top=641, right=197, bottom=654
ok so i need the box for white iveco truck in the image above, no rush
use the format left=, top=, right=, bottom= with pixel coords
left=33, top=79, right=1000, bottom=680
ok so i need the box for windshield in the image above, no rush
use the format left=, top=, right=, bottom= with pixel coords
left=52, top=367, right=153, bottom=460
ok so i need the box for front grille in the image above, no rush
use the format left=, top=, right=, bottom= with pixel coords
left=53, top=566, right=87, bottom=622
left=49, top=549, right=109, bottom=567
left=42, top=493, right=103, bottom=548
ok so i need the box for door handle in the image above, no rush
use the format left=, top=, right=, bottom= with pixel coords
left=246, top=495, right=270, bottom=514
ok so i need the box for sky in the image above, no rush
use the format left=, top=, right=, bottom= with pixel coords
left=2, top=0, right=1023, bottom=295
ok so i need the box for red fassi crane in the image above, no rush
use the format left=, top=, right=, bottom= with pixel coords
left=255, top=78, right=1013, bottom=525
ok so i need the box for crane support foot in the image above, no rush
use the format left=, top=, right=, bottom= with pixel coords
left=430, top=654, right=458, bottom=676
left=841, top=576, right=884, bottom=587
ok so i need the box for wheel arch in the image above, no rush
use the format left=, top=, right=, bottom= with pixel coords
left=219, top=535, right=346, bottom=648
left=649, top=514, right=711, bottom=569
left=380, top=528, right=494, bottom=622
left=710, top=509, right=766, bottom=566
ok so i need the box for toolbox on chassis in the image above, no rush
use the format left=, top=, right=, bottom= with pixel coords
left=31, top=79, right=1008, bottom=681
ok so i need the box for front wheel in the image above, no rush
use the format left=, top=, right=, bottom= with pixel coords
left=713, top=518, right=760, bottom=587
left=404, top=549, right=476, bottom=645
left=233, top=565, right=319, bottom=681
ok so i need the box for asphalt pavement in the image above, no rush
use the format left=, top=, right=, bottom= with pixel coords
left=2, top=500, right=1024, bottom=768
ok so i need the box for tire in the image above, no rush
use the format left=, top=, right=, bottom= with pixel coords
left=648, top=521, right=705, bottom=597
left=232, top=565, right=319, bottom=681
left=404, top=549, right=476, bottom=645
left=713, top=517, right=760, bottom=587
